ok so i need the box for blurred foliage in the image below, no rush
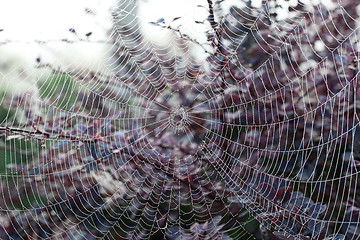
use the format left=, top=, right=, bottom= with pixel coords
left=38, top=73, right=79, bottom=111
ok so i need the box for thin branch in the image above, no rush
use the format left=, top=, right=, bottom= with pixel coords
left=0, top=126, right=101, bottom=143
left=207, top=0, right=219, bottom=38
left=149, top=22, right=212, bottom=54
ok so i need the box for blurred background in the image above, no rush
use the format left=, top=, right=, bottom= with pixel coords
left=0, top=0, right=305, bottom=98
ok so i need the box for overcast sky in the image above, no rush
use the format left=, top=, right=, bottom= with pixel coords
left=0, top=0, right=337, bottom=95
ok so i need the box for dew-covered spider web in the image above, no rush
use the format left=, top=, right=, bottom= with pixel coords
left=0, top=0, right=359, bottom=239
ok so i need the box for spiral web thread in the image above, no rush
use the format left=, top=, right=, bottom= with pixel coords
left=0, top=0, right=359, bottom=239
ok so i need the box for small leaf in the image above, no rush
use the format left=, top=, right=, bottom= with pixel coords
left=273, top=231, right=296, bottom=240
left=257, top=182, right=276, bottom=200
left=286, top=195, right=314, bottom=210
left=324, top=234, right=346, bottom=240
left=157, top=17, right=165, bottom=23
left=308, top=220, right=325, bottom=237
left=308, top=203, right=327, bottom=218
left=190, top=222, right=200, bottom=234
left=210, top=216, right=222, bottom=227
left=69, top=28, right=76, bottom=33
left=228, top=195, right=252, bottom=204
left=275, top=186, right=292, bottom=203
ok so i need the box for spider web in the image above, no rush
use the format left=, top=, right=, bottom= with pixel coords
left=0, top=0, right=359, bottom=239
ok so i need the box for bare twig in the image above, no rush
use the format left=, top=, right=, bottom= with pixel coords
left=0, top=126, right=101, bottom=143
left=207, top=0, right=219, bottom=38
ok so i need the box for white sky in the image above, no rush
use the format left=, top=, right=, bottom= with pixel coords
left=0, top=0, right=114, bottom=41
left=0, top=0, right=116, bottom=94
left=0, top=0, right=338, bottom=95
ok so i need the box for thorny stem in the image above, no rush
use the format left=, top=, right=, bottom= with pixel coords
left=0, top=126, right=101, bottom=143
